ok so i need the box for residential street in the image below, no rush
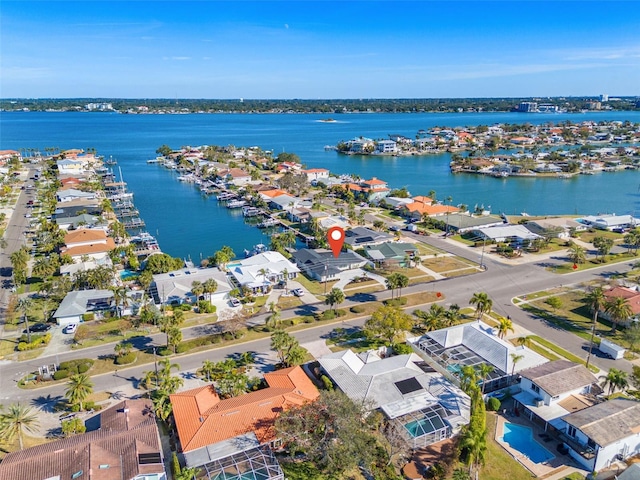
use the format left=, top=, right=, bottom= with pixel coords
left=0, top=176, right=636, bottom=405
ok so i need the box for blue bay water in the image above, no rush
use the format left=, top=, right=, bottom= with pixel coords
left=1, top=110, right=640, bottom=260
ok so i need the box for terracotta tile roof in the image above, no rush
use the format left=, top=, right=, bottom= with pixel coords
left=171, top=366, right=319, bottom=453
left=0, top=399, right=163, bottom=480
left=604, top=286, right=640, bottom=315
left=404, top=202, right=459, bottom=216
left=260, top=189, right=289, bottom=198
left=412, top=196, right=433, bottom=204
left=63, top=237, right=117, bottom=256
left=64, top=228, right=108, bottom=245
left=302, top=168, right=329, bottom=174
left=363, top=177, right=386, bottom=186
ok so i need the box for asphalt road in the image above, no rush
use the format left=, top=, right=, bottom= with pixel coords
left=0, top=186, right=635, bottom=404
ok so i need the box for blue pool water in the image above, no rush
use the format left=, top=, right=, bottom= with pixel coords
left=500, top=423, right=554, bottom=464
left=120, top=269, right=139, bottom=280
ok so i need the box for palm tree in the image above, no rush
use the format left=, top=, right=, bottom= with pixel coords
left=496, top=316, right=514, bottom=339
left=0, top=403, right=39, bottom=450
left=585, top=287, right=606, bottom=369
left=191, top=280, right=204, bottom=303
left=203, top=278, right=218, bottom=305
left=266, top=302, right=281, bottom=329
left=476, top=363, right=494, bottom=394
left=604, top=296, right=633, bottom=332
left=510, top=353, right=524, bottom=378
left=568, top=243, right=587, bottom=265
left=198, top=360, right=217, bottom=382
left=65, top=374, right=94, bottom=411
left=420, top=304, right=446, bottom=331
left=469, top=292, right=492, bottom=320
left=444, top=304, right=461, bottom=327
left=600, top=368, right=629, bottom=395
left=459, top=365, right=478, bottom=394
left=325, top=288, right=345, bottom=313
left=280, top=268, right=289, bottom=295
left=16, top=297, right=33, bottom=342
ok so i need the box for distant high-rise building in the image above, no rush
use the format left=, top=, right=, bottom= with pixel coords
left=518, top=102, right=538, bottom=113
left=600, top=94, right=609, bottom=102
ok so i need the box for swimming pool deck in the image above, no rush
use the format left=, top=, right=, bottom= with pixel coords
left=495, top=414, right=588, bottom=479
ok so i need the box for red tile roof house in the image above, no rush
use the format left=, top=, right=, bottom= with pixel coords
left=0, top=399, right=166, bottom=480
left=602, top=286, right=640, bottom=326
left=170, top=366, right=319, bottom=477
left=61, top=228, right=117, bottom=263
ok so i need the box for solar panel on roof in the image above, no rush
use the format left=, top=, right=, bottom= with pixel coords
left=395, top=377, right=423, bottom=395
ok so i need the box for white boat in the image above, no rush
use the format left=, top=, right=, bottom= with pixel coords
left=257, top=218, right=279, bottom=228
left=227, top=200, right=247, bottom=208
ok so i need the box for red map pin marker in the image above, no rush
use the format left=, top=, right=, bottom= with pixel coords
left=327, top=226, right=345, bottom=258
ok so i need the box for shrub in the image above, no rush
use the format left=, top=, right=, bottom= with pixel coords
left=114, top=352, right=136, bottom=365
left=350, top=305, right=365, bottom=314
left=53, top=370, right=70, bottom=380
left=82, top=313, right=95, bottom=322
left=77, top=363, right=91, bottom=373
left=303, top=316, right=315, bottom=323
left=321, top=375, right=333, bottom=390
left=59, top=359, right=94, bottom=374
left=392, top=343, right=413, bottom=355
left=197, top=300, right=216, bottom=314
left=320, top=310, right=336, bottom=320
left=487, top=397, right=501, bottom=412
left=281, top=319, right=294, bottom=327
left=384, top=298, right=407, bottom=307
left=16, top=333, right=51, bottom=350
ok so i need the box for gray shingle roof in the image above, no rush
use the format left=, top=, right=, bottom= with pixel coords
left=519, top=360, right=596, bottom=397
left=563, top=399, right=640, bottom=447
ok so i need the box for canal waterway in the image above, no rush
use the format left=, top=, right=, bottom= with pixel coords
left=2, top=110, right=640, bottom=260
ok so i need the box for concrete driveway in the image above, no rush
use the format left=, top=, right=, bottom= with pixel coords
left=333, top=268, right=387, bottom=290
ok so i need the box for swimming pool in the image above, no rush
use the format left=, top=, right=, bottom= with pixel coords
left=500, top=422, right=554, bottom=464
left=120, top=269, right=139, bottom=280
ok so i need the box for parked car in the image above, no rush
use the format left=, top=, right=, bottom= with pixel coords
left=389, top=225, right=401, bottom=232
left=63, top=323, right=78, bottom=334
left=23, top=323, right=51, bottom=334
left=292, top=288, right=305, bottom=297
left=229, top=297, right=241, bottom=307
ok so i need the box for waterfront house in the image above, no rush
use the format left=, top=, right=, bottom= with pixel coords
left=61, top=228, right=117, bottom=263
left=55, top=213, right=107, bottom=231
left=54, top=197, right=102, bottom=218
left=56, top=188, right=97, bottom=203
left=346, top=177, right=391, bottom=203
left=0, top=149, right=21, bottom=163
left=218, top=168, right=252, bottom=186
left=443, top=213, right=504, bottom=234
left=472, top=224, right=541, bottom=245
left=579, top=214, right=640, bottom=231
left=318, top=349, right=470, bottom=449
left=170, top=366, right=318, bottom=479
left=149, top=267, right=232, bottom=307
left=0, top=399, right=165, bottom=480
left=364, top=242, right=419, bottom=267
left=318, top=214, right=350, bottom=230
left=276, top=161, right=302, bottom=173
left=413, top=321, right=548, bottom=393
left=53, top=288, right=115, bottom=325
left=57, top=158, right=86, bottom=174
left=291, top=248, right=370, bottom=282
left=344, top=226, right=393, bottom=247
left=558, top=399, right=640, bottom=472
left=301, top=167, right=330, bottom=183
left=401, top=200, right=460, bottom=221
left=227, top=251, right=300, bottom=294
left=525, top=217, right=586, bottom=239
left=60, top=176, right=84, bottom=188
left=258, top=188, right=289, bottom=200
left=267, top=194, right=301, bottom=211
left=383, top=196, right=415, bottom=210
left=346, top=137, right=375, bottom=154
left=513, top=360, right=599, bottom=432
left=374, top=139, right=397, bottom=154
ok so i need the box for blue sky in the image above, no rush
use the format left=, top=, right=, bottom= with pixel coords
left=1, top=1, right=639, bottom=99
